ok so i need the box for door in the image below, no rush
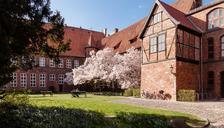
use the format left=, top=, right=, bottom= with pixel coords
left=59, top=85, right=63, bottom=92
left=220, top=72, right=224, bottom=98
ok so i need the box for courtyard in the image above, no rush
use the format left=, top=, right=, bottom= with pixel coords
left=27, top=94, right=209, bottom=127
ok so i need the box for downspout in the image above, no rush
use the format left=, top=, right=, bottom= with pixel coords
left=200, top=34, right=204, bottom=100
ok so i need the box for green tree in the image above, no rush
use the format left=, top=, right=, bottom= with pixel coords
left=0, top=0, right=70, bottom=86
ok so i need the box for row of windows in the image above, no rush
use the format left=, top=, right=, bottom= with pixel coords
left=39, top=57, right=80, bottom=68
left=150, top=34, right=166, bottom=53
left=10, top=73, right=65, bottom=87
left=207, top=36, right=224, bottom=59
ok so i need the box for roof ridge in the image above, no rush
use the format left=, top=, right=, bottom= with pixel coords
left=107, top=17, right=147, bottom=38
left=64, top=25, right=104, bottom=34
left=187, top=0, right=224, bottom=15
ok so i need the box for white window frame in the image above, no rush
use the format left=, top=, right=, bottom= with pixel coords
left=39, top=73, right=46, bottom=87
left=150, top=37, right=157, bottom=53
left=58, top=59, right=64, bottom=68
left=153, top=12, right=162, bottom=24
left=49, top=59, right=56, bottom=67
left=208, top=8, right=224, bottom=29
left=20, top=73, right=27, bottom=87
left=58, top=74, right=64, bottom=84
left=66, top=59, right=72, bottom=68
left=39, top=57, right=46, bottom=67
left=158, top=34, right=166, bottom=52
left=10, top=73, right=17, bottom=87
left=74, top=60, right=80, bottom=68
left=49, top=74, right=56, bottom=81
left=30, top=73, right=36, bottom=87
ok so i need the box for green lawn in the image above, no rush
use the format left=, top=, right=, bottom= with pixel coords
left=29, top=94, right=198, bottom=119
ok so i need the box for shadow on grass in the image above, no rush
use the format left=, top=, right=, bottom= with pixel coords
left=0, top=102, right=207, bottom=128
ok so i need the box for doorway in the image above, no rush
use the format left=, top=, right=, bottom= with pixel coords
left=59, top=85, right=63, bottom=92
left=220, top=72, right=224, bottom=98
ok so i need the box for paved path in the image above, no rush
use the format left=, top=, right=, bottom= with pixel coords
left=113, top=98, right=224, bottom=127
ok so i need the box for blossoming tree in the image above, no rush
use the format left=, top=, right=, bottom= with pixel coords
left=64, top=48, right=141, bottom=89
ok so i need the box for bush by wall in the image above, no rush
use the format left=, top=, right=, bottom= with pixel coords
left=177, top=89, right=196, bottom=102
left=123, top=88, right=140, bottom=97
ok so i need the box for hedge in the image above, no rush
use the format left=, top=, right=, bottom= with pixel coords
left=177, top=89, right=196, bottom=102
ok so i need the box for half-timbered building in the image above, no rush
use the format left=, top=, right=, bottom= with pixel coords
left=140, top=0, right=224, bottom=100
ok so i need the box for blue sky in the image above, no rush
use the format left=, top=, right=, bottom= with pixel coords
left=50, top=0, right=210, bottom=33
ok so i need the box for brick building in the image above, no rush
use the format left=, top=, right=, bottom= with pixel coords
left=6, top=26, right=105, bottom=92
left=140, top=0, right=224, bottom=100
left=5, top=0, right=224, bottom=100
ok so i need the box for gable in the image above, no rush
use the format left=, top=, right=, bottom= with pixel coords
left=139, top=1, right=176, bottom=38
left=140, top=0, right=201, bottom=39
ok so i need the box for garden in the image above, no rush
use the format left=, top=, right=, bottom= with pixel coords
left=0, top=93, right=207, bottom=128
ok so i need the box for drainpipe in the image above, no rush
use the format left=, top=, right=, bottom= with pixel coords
left=200, top=34, right=204, bottom=100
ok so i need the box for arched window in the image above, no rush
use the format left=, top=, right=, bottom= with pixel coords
left=208, top=38, right=214, bottom=59
left=208, top=8, right=224, bottom=29
left=221, top=36, right=224, bottom=57
left=207, top=71, right=214, bottom=90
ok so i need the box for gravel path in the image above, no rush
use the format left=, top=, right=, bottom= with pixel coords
left=113, top=98, right=224, bottom=127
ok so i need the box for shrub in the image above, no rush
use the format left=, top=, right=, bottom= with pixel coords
left=0, top=102, right=110, bottom=128
left=2, top=92, right=29, bottom=105
left=116, top=112, right=172, bottom=128
left=123, top=88, right=133, bottom=97
left=177, top=89, right=196, bottom=102
left=124, top=88, right=140, bottom=97
left=132, top=88, right=140, bottom=98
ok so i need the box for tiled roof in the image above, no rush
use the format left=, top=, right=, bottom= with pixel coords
left=49, top=26, right=105, bottom=57
left=101, top=17, right=146, bottom=53
left=171, top=0, right=195, bottom=13
left=159, top=0, right=200, bottom=33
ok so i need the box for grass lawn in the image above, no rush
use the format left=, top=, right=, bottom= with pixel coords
left=28, top=94, right=204, bottom=125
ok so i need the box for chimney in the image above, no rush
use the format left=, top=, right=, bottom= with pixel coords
left=112, top=28, right=119, bottom=35
left=102, top=28, right=107, bottom=36
left=193, top=0, right=202, bottom=9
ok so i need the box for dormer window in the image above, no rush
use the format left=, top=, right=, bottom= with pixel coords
left=208, top=8, right=224, bottom=30
left=114, top=42, right=121, bottom=49
left=129, top=37, right=137, bottom=44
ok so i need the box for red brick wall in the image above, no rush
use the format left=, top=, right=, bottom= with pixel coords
left=141, top=60, right=177, bottom=100
left=5, top=56, right=85, bottom=93
left=176, top=61, right=200, bottom=91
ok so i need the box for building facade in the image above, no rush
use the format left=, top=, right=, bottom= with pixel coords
left=140, top=0, right=224, bottom=100
left=6, top=27, right=105, bottom=92
left=5, top=0, right=224, bottom=100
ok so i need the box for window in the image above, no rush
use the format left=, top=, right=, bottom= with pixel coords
left=158, top=34, right=166, bottom=51
left=74, top=60, right=80, bottom=68
left=207, top=71, right=214, bottom=90
left=221, top=36, right=224, bottom=57
left=208, top=38, right=214, bottom=59
left=153, top=12, right=162, bottom=24
left=58, top=59, right=64, bottom=68
left=208, top=8, right=224, bottom=29
left=20, top=73, right=27, bottom=87
left=150, top=37, right=157, bottom=53
left=58, top=74, right=64, bottom=84
left=30, top=73, right=36, bottom=87
left=39, top=57, right=45, bottom=67
left=49, top=59, right=56, bottom=67
left=114, top=42, right=121, bottom=49
left=66, top=59, right=72, bottom=68
left=129, top=37, right=137, bottom=44
left=10, top=73, right=17, bottom=87
left=150, top=34, right=166, bottom=53
left=39, top=74, right=46, bottom=87
left=49, top=74, right=55, bottom=81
